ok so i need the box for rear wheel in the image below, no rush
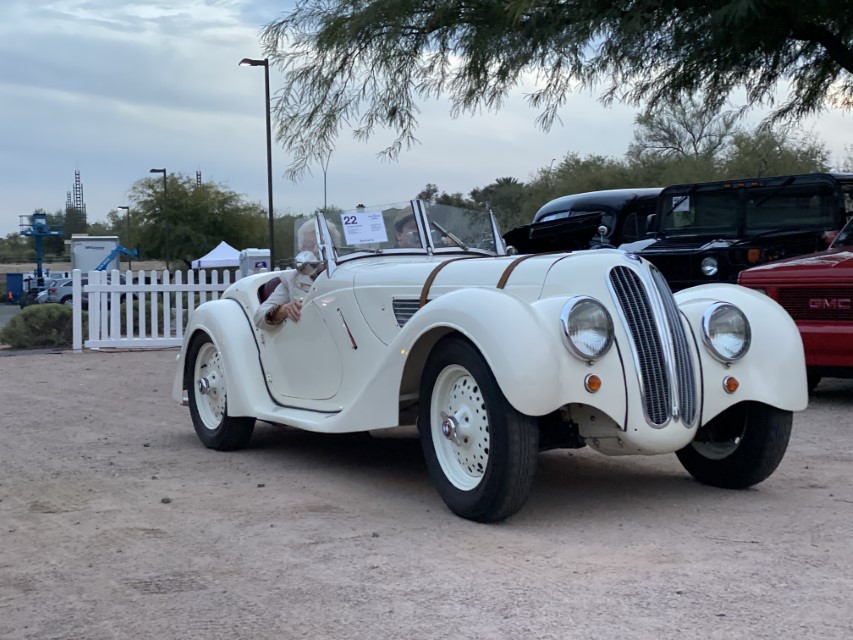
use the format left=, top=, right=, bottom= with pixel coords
left=418, top=336, right=538, bottom=522
left=61, top=296, right=73, bottom=306
left=186, top=333, right=255, bottom=450
left=676, top=402, right=792, bottom=489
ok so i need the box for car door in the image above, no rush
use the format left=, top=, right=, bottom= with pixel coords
left=255, top=279, right=343, bottom=403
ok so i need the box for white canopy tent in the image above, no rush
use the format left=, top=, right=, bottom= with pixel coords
left=191, top=241, right=240, bottom=269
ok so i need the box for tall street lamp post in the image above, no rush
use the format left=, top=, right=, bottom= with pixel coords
left=117, top=205, right=131, bottom=269
left=239, top=57, right=275, bottom=267
left=149, top=168, right=167, bottom=268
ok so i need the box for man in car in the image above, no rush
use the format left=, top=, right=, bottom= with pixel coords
left=394, top=211, right=421, bottom=248
left=254, top=220, right=338, bottom=329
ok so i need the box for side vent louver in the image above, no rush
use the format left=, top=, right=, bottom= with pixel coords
left=392, top=299, right=421, bottom=327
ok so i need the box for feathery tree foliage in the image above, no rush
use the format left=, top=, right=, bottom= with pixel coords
left=628, top=96, right=742, bottom=161
left=261, top=0, right=853, bottom=175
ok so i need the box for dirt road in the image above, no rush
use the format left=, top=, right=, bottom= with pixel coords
left=1, top=350, right=851, bottom=640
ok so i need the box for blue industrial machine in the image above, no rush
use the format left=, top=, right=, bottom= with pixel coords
left=94, top=245, right=139, bottom=271
left=18, top=212, right=63, bottom=307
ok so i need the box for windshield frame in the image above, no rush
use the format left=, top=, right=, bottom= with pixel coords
left=313, top=199, right=506, bottom=275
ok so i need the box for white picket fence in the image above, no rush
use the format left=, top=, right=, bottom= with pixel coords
left=71, top=268, right=243, bottom=351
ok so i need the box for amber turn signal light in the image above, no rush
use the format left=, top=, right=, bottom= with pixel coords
left=747, top=249, right=762, bottom=263
left=584, top=374, right=602, bottom=393
left=723, top=376, right=739, bottom=393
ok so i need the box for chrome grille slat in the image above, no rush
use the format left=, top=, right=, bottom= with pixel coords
left=392, top=299, right=420, bottom=327
left=609, top=266, right=670, bottom=425
left=651, top=268, right=698, bottom=425
left=609, top=264, right=698, bottom=428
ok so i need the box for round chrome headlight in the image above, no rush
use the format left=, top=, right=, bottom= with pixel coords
left=701, top=257, right=718, bottom=276
left=702, top=302, right=751, bottom=362
left=560, top=297, right=614, bottom=361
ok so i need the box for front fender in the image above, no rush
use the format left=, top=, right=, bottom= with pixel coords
left=395, top=288, right=567, bottom=417
left=171, top=298, right=266, bottom=418
left=676, top=283, right=808, bottom=421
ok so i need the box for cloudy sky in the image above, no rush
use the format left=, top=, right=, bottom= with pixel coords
left=2, top=1, right=853, bottom=238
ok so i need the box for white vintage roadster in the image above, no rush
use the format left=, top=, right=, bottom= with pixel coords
left=173, top=200, right=808, bottom=522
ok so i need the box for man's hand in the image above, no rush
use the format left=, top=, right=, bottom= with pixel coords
left=272, top=300, right=302, bottom=324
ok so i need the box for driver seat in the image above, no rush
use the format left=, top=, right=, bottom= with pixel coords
left=258, top=277, right=281, bottom=304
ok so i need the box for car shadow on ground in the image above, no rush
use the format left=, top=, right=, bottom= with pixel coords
left=809, top=378, right=853, bottom=402
left=185, top=422, right=744, bottom=523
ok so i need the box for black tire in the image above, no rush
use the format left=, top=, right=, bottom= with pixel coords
left=676, top=402, right=792, bottom=489
left=60, top=296, right=73, bottom=306
left=807, top=371, right=822, bottom=393
left=418, top=335, right=538, bottom=522
left=185, top=333, right=255, bottom=451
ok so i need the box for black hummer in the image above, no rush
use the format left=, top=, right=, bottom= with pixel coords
left=621, top=173, right=853, bottom=291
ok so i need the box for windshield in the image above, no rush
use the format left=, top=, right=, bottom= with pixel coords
left=306, top=200, right=503, bottom=262
left=660, top=183, right=840, bottom=237
left=422, top=202, right=501, bottom=253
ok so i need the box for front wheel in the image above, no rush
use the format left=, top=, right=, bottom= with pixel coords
left=418, top=336, right=538, bottom=522
left=186, top=333, right=255, bottom=450
left=676, top=402, right=792, bottom=489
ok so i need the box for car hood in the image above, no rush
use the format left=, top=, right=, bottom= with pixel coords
left=349, top=255, right=559, bottom=344
left=739, top=247, right=853, bottom=284
left=350, top=254, right=556, bottom=303
left=503, top=211, right=604, bottom=254
left=349, top=251, right=638, bottom=344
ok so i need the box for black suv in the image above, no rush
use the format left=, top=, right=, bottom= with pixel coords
left=504, top=188, right=662, bottom=253
left=621, top=173, right=853, bottom=291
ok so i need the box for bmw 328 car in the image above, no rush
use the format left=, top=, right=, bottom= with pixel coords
left=173, top=200, right=808, bottom=522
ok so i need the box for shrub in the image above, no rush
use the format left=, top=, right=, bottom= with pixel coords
left=0, top=304, right=86, bottom=349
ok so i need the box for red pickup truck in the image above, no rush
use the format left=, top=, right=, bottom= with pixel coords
left=738, top=219, right=853, bottom=391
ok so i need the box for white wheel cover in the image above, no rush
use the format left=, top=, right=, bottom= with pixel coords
left=430, top=364, right=491, bottom=491
left=194, top=342, right=227, bottom=431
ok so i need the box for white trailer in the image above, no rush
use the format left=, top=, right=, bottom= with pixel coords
left=70, top=235, right=120, bottom=273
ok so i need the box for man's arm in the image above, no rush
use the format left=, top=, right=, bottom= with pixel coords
left=254, top=272, right=307, bottom=329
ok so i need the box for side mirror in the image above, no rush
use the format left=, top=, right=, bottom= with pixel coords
left=645, top=213, right=656, bottom=231
left=506, top=245, right=519, bottom=256
left=295, top=251, right=320, bottom=276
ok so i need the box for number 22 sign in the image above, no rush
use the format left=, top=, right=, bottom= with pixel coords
left=340, top=211, right=389, bottom=245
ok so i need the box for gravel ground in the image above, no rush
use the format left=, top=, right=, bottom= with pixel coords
left=0, top=349, right=851, bottom=640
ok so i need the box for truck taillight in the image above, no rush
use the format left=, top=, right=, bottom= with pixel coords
left=49, top=287, right=57, bottom=293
